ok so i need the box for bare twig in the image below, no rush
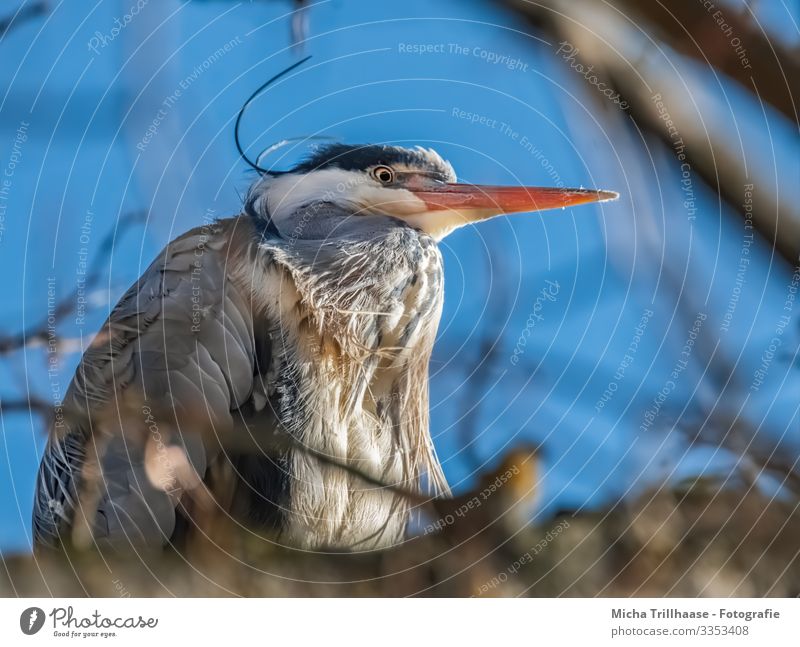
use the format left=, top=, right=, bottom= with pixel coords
left=0, top=211, right=146, bottom=355
left=0, top=396, right=52, bottom=416
left=228, top=407, right=434, bottom=505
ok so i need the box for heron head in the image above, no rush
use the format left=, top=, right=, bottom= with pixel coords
left=247, top=144, right=618, bottom=240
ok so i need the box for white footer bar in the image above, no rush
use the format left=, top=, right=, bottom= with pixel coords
left=1, top=598, right=796, bottom=645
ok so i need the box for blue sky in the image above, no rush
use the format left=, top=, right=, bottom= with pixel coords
left=0, top=0, right=797, bottom=553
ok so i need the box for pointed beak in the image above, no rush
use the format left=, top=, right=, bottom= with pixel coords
left=410, top=183, right=619, bottom=215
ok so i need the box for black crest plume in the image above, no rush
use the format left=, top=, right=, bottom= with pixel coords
left=234, top=56, right=312, bottom=175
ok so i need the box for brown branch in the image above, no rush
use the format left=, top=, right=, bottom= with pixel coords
left=681, top=414, right=800, bottom=500
left=610, top=0, right=799, bottom=124
left=17, top=396, right=434, bottom=507
left=6, top=476, right=798, bottom=596
left=502, top=0, right=800, bottom=265
left=605, top=67, right=799, bottom=265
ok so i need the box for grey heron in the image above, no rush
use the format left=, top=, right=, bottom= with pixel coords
left=33, top=142, right=617, bottom=551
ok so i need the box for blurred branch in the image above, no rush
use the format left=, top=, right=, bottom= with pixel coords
left=611, top=0, right=799, bottom=124
left=0, top=396, right=51, bottom=417
left=13, top=396, right=432, bottom=507
left=0, top=211, right=145, bottom=355
left=0, top=1, right=48, bottom=40
left=607, top=64, right=800, bottom=265
left=5, top=478, right=798, bottom=596
left=502, top=0, right=800, bottom=265
left=457, top=229, right=516, bottom=472
left=681, top=413, right=800, bottom=500
left=291, top=0, right=310, bottom=52
left=743, top=443, right=800, bottom=497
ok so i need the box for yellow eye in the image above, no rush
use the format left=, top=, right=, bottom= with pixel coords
left=372, top=165, right=395, bottom=184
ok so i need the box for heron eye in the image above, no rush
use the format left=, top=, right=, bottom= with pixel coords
left=372, top=166, right=395, bottom=185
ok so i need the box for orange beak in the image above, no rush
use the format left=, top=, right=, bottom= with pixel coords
left=410, top=183, right=618, bottom=214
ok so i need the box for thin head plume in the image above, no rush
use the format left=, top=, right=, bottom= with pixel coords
left=235, top=55, right=312, bottom=175
left=254, top=134, right=337, bottom=171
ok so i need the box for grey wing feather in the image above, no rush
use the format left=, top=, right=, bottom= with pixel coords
left=33, top=217, right=264, bottom=547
